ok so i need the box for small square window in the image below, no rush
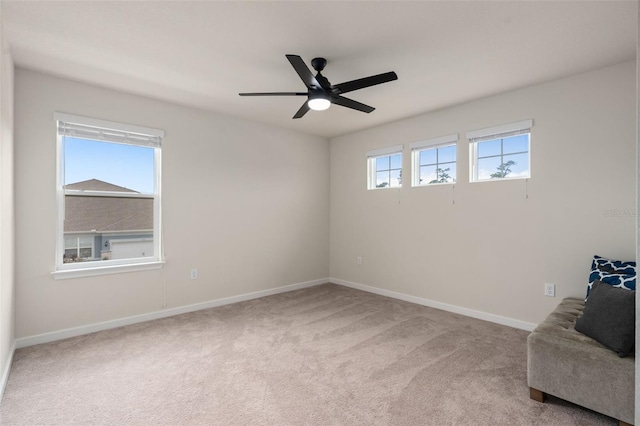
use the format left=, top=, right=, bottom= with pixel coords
left=371, top=154, right=402, bottom=189
left=367, top=145, right=403, bottom=190
left=468, top=120, right=532, bottom=183
left=412, top=144, right=457, bottom=186
left=472, top=134, right=530, bottom=181
left=408, top=134, right=458, bottom=187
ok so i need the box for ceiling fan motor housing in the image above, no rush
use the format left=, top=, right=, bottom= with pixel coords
left=311, top=57, right=327, bottom=72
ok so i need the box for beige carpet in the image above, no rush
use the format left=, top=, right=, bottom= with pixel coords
left=1, top=284, right=616, bottom=425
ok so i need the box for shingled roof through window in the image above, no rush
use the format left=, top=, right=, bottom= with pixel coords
left=64, top=179, right=153, bottom=233
left=64, top=179, right=138, bottom=193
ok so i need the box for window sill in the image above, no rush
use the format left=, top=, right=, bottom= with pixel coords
left=470, top=176, right=530, bottom=183
left=367, top=186, right=403, bottom=191
left=52, top=260, right=165, bottom=280
left=412, top=182, right=456, bottom=188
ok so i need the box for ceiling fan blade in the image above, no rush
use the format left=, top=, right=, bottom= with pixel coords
left=332, top=71, right=398, bottom=95
left=331, top=95, right=375, bottom=113
left=293, top=101, right=310, bottom=119
left=239, top=92, right=307, bottom=96
left=286, top=54, right=321, bottom=89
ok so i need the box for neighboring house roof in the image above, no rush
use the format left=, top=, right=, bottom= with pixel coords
left=64, top=178, right=138, bottom=193
left=64, top=179, right=153, bottom=233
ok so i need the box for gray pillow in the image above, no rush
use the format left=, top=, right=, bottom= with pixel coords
left=575, top=280, right=636, bottom=357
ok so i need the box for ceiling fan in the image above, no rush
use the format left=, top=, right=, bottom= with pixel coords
left=239, top=55, right=398, bottom=119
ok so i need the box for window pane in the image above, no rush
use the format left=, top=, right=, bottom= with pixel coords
left=390, top=154, right=402, bottom=170
left=64, top=236, right=76, bottom=249
left=477, top=138, right=501, bottom=158
left=419, top=165, right=437, bottom=184
left=477, top=156, right=502, bottom=180
left=376, top=171, right=390, bottom=188
left=437, top=145, right=456, bottom=164
left=63, top=136, right=156, bottom=265
left=448, top=162, right=457, bottom=182
left=419, top=149, right=437, bottom=166
left=389, top=169, right=402, bottom=187
left=432, top=165, right=455, bottom=183
left=502, top=153, right=529, bottom=178
left=503, top=134, right=529, bottom=155
left=64, top=137, right=155, bottom=194
left=375, top=156, right=390, bottom=172
left=78, top=235, right=92, bottom=247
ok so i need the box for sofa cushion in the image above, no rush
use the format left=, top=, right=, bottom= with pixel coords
left=575, top=280, right=636, bottom=357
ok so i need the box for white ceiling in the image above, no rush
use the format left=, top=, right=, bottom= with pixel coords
left=2, top=1, right=637, bottom=139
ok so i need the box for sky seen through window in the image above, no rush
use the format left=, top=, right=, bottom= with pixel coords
left=64, top=137, right=155, bottom=194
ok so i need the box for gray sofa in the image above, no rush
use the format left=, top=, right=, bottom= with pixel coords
left=527, top=297, right=635, bottom=426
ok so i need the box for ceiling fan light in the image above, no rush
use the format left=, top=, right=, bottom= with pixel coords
left=308, top=96, right=331, bottom=111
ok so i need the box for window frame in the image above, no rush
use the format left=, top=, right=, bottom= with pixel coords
left=467, top=120, right=532, bottom=183
left=410, top=134, right=458, bottom=187
left=366, top=145, right=403, bottom=190
left=53, top=112, right=165, bottom=279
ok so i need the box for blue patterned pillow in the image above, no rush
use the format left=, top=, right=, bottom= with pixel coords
left=586, top=255, right=636, bottom=299
left=591, top=255, right=635, bottom=275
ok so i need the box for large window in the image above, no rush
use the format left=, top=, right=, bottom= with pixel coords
left=54, top=113, right=164, bottom=278
left=468, top=120, right=532, bottom=182
left=410, top=134, right=458, bottom=186
left=367, top=145, right=403, bottom=189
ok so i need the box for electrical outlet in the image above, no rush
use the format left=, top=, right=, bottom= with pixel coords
left=356, top=256, right=362, bottom=265
left=190, top=268, right=198, bottom=280
left=544, top=283, right=555, bottom=297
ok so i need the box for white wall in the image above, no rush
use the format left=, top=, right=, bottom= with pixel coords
left=0, top=2, right=16, bottom=395
left=330, top=61, right=636, bottom=325
left=10, top=61, right=637, bottom=343
left=14, top=69, right=330, bottom=338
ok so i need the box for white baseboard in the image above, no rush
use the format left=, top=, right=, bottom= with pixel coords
left=0, top=340, right=16, bottom=404
left=15, top=276, right=535, bottom=350
left=16, top=278, right=328, bottom=349
left=331, top=278, right=536, bottom=332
